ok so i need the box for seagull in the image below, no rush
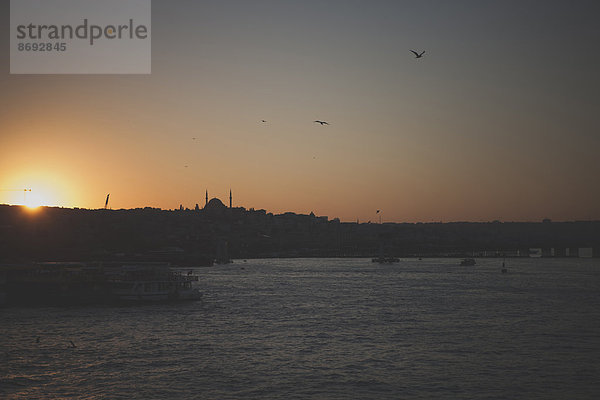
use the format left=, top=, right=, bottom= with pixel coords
left=314, top=120, right=329, bottom=125
left=410, top=50, right=425, bottom=58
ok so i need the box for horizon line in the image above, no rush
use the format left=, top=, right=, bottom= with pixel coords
left=1, top=203, right=598, bottom=225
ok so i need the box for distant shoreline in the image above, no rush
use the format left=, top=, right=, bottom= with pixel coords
left=1, top=204, right=598, bottom=261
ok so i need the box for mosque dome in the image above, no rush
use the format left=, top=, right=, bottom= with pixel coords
left=205, top=198, right=226, bottom=210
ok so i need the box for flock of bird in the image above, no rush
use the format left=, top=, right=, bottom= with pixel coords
left=257, top=50, right=424, bottom=127
left=186, top=50, right=425, bottom=167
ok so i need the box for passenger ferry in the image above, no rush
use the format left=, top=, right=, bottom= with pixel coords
left=107, top=263, right=201, bottom=302
left=1, top=262, right=201, bottom=305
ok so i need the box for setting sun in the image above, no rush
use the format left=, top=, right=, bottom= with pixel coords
left=23, top=189, right=45, bottom=209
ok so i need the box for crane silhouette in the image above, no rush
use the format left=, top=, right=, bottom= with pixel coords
left=0, top=188, right=32, bottom=204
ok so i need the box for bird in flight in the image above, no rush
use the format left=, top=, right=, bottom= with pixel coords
left=314, top=120, right=329, bottom=125
left=410, top=50, right=425, bottom=58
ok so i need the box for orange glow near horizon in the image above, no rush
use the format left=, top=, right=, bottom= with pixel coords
left=24, top=204, right=41, bottom=212
left=0, top=163, right=598, bottom=222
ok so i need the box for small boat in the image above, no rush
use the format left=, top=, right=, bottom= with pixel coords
left=372, top=243, right=399, bottom=263
left=372, top=257, right=400, bottom=263
left=460, top=258, right=476, bottom=266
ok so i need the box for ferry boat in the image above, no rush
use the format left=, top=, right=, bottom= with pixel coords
left=106, top=263, right=201, bottom=302
left=1, top=262, right=110, bottom=305
left=0, top=262, right=201, bottom=305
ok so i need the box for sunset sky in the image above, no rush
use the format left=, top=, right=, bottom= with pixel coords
left=1, top=0, right=599, bottom=222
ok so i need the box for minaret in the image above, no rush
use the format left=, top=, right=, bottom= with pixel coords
left=229, top=189, right=232, bottom=208
left=205, top=190, right=208, bottom=207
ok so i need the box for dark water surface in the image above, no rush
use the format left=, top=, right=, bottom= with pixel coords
left=2, top=258, right=599, bottom=399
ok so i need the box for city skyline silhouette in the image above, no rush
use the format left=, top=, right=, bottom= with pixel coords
left=1, top=1, right=599, bottom=223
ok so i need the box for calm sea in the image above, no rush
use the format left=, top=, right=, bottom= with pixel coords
left=2, top=258, right=599, bottom=399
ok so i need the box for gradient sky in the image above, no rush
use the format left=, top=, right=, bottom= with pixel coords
left=1, top=0, right=599, bottom=222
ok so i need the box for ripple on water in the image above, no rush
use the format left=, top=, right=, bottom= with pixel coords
left=2, top=258, right=600, bottom=399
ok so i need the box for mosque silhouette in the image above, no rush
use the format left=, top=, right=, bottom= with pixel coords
left=204, top=189, right=232, bottom=210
